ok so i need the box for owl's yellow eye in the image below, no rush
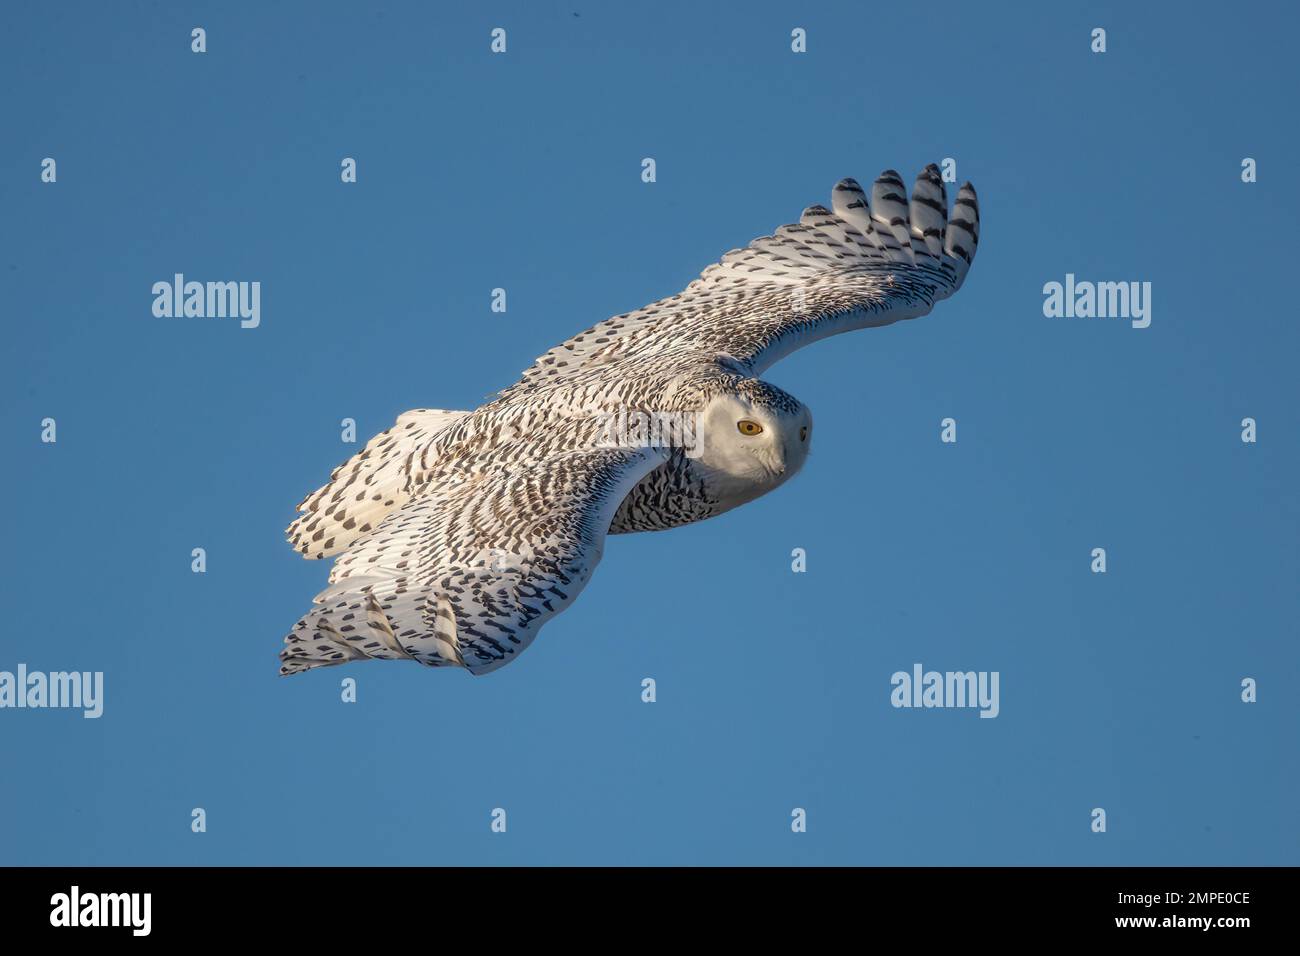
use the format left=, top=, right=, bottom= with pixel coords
left=737, top=419, right=763, bottom=436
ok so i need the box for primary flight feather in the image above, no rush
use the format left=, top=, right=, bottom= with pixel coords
left=281, top=165, right=980, bottom=676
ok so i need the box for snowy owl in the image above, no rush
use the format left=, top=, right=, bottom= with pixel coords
left=281, top=165, right=980, bottom=676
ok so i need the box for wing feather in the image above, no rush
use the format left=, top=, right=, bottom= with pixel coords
left=507, top=164, right=979, bottom=389
left=281, top=443, right=667, bottom=676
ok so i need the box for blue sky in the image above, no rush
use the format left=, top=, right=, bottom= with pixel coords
left=1, top=0, right=1296, bottom=865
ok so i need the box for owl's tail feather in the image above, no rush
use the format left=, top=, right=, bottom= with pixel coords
left=286, top=408, right=470, bottom=560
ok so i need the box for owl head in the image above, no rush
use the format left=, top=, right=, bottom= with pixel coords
left=695, top=380, right=812, bottom=485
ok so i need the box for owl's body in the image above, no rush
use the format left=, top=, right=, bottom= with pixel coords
left=281, top=166, right=979, bottom=676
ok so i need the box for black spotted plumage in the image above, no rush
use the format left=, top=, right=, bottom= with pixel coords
left=280, top=165, right=980, bottom=676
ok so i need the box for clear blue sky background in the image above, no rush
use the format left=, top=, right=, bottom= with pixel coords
left=2, top=1, right=1296, bottom=865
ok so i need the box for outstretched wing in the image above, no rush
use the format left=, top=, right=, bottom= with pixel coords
left=280, top=441, right=667, bottom=676
left=512, top=166, right=978, bottom=389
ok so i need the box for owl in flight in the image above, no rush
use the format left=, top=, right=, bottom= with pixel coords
left=281, top=165, right=979, bottom=676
